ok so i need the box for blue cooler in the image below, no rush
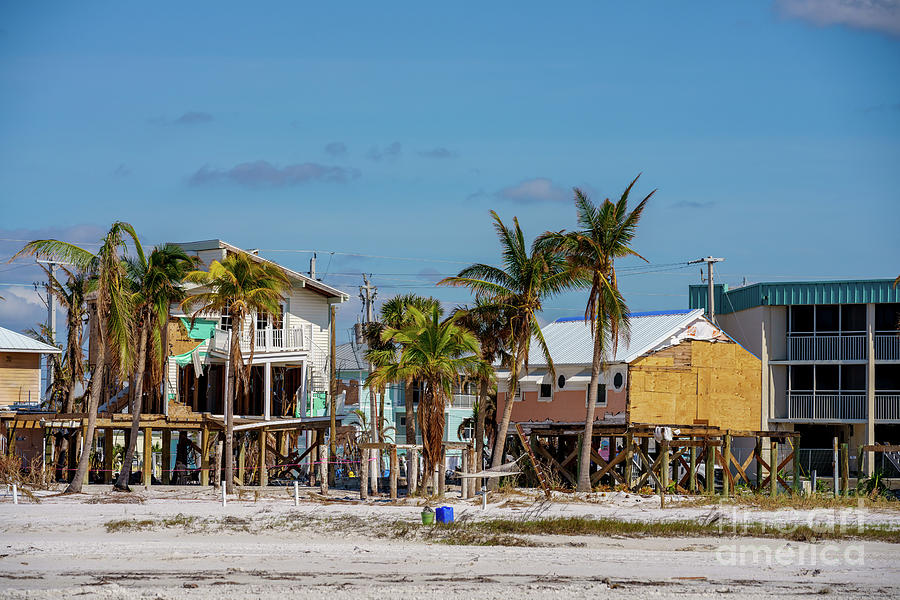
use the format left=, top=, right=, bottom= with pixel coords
left=435, top=506, right=454, bottom=524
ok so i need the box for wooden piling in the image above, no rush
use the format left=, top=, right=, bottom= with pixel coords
left=705, top=439, right=715, bottom=494
left=142, top=427, right=153, bottom=488
left=161, top=430, right=171, bottom=485
left=200, top=426, right=210, bottom=487
left=793, top=437, right=801, bottom=495
left=213, top=440, right=223, bottom=488
left=468, top=445, right=477, bottom=499
left=770, top=439, right=779, bottom=497
left=103, top=429, right=114, bottom=485
left=722, top=434, right=732, bottom=497
left=389, top=446, right=398, bottom=500
left=689, top=441, right=697, bottom=493
left=660, top=440, right=669, bottom=508
left=754, top=438, right=762, bottom=491
left=408, top=449, right=418, bottom=495
left=360, top=447, right=369, bottom=500
left=437, top=446, right=446, bottom=497
left=259, top=428, right=268, bottom=487
left=319, top=442, right=328, bottom=495
left=840, top=443, right=849, bottom=498
left=237, top=440, right=246, bottom=486
left=624, top=432, right=634, bottom=491
left=460, top=446, right=468, bottom=500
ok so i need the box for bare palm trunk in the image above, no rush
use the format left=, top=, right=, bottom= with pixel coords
left=491, top=342, right=525, bottom=469
left=378, top=389, right=386, bottom=474
left=224, top=326, right=240, bottom=495
left=404, top=383, right=416, bottom=445
left=114, top=321, right=148, bottom=491
left=475, top=378, right=488, bottom=489
left=577, top=326, right=605, bottom=492
left=66, top=308, right=104, bottom=494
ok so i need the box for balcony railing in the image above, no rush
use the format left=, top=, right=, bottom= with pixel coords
left=875, top=393, right=900, bottom=421
left=875, top=334, right=900, bottom=361
left=449, top=393, right=477, bottom=409
left=788, top=392, right=866, bottom=421
left=209, top=325, right=311, bottom=355
left=787, top=335, right=866, bottom=361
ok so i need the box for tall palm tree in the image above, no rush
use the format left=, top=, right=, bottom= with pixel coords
left=440, top=211, right=582, bottom=470
left=182, top=252, right=290, bottom=494
left=364, top=294, right=442, bottom=447
left=539, top=175, right=652, bottom=491
left=16, top=222, right=141, bottom=493
left=368, top=305, right=483, bottom=490
left=115, top=244, right=197, bottom=491
left=453, top=300, right=508, bottom=480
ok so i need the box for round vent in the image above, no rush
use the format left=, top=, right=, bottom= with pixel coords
left=613, top=372, right=624, bottom=390
left=557, top=374, right=566, bottom=389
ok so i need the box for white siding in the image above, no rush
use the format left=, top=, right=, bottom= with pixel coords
left=286, top=286, right=331, bottom=390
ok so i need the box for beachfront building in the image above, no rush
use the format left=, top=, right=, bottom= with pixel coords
left=689, top=279, right=900, bottom=474
left=0, top=326, right=62, bottom=466
left=495, top=309, right=761, bottom=431
left=335, top=337, right=476, bottom=469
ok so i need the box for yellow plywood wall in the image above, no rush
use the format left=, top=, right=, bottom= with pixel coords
left=627, top=340, right=760, bottom=430
left=0, top=352, right=41, bottom=409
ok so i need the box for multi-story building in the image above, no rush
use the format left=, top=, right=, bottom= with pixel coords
left=689, top=279, right=900, bottom=473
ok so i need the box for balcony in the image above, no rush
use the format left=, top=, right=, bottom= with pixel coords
left=875, top=393, right=900, bottom=422
left=209, top=325, right=311, bottom=355
left=787, top=334, right=866, bottom=361
left=875, top=334, right=900, bottom=361
left=787, top=392, right=866, bottom=421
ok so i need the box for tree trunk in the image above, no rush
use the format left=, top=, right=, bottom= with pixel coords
left=369, top=381, right=378, bottom=489
left=65, top=306, right=105, bottom=494
left=224, top=325, right=240, bottom=495
left=576, top=323, right=605, bottom=492
left=378, top=389, right=386, bottom=474
left=491, top=343, right=526, bottom=470
left=114, top=320, right=148, bottom=491
left=475, top=378, right=488, bottom=490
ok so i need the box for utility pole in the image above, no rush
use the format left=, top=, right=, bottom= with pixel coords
left=36, top=259, right=69, bottom=394
left=329, top=304, right=337, bottom=486
left=358, top=274, right=378, bottom=492
left=689, top=256, right=724, bottom=323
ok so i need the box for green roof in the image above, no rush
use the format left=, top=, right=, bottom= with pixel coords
left=689, top=279, right=900, bottom=314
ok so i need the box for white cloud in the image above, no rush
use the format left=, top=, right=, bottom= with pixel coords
left=775, top=0, right=900, bottom=36
left=497, top=178, right=570, bottom=204
left=0, top=286, right=45, bottom=332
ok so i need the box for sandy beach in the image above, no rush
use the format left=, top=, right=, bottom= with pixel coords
left=1, top=487, right=898, bottom=599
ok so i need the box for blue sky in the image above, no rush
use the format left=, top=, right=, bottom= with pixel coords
left=1, top=1, right=899, bottom=342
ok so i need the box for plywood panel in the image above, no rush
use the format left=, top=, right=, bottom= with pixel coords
left=0, top=352, right=41, bottom=409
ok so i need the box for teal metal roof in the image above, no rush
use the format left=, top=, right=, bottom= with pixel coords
left=689, top=279, right=900, bottom=314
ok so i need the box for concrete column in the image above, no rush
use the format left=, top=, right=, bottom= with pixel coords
left=263, top=361, right=272, bottom=421
left=865, top=303, right=876, bottom=475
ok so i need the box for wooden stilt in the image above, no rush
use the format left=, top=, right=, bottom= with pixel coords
left=624, top=432, right=634, bottom=491
left=259, top=428, right=268, bottom=487
left=237, top=440, right=246, bottom=486
left=689, top=441, right=697, bottom=493
left=389, top=446, right=398, bottom=500
left=437, top=447, right=446, bottom=496
left=360, top=447, right=369, bottom=500
left=460, top=447, right=468, bottom=500
left=408, top=449, right=418, bottom=495
left=468, top=445, right=476, bottom=499
left=142, top=427, right=153, bottom=487
left=213, top=439, right=223, bottom=488
left=103, top=429, right=114, bottom=484
left=755, top=438, right=762, bottom=491
left=840, top=442, right=849, bottom=498
left=793, top=437, right=801, bottom=495
left=771, top=439, right=779, bottom=497
left=705, top=439, right=715, bottom=494
left=81, top=422, right=90, bottom=486
left=161, top=430, right=171, bottom=485
left=200, top=426, right=210, bottom=487
left=319, top=441, right=328, bottom=495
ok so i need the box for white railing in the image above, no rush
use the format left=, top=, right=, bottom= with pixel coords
left=875, top=394, right=900, bottom=421
left=875, top=334, right=900, bottom=361
left=788, top=393, right=866, bottom=421
left=209, top=325, right=310, bottom=354
left=787, top=335, right=866, bottom=361
left=449, top=393, right=477, bottom=409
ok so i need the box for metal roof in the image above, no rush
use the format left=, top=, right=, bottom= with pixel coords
left=689, top=279, right=900, bottom=314
left=526, top=309, right=705, bottom=366
left=335, top=340, right=369, bottom=373
left=0, top=326, right=62, bottom=354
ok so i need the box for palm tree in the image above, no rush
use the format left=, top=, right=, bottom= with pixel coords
left=440, top=211, right=582, bottom=471
left=114, top=244, right=197, bottom=491
left=453, top=300, right=508, bottom=480
left=23, top=324, right=66, bottom=409
left=369, top=305, right=483, bottom=491
left=181, top=252, right=290, bottom=494
left=538, top=175, right=652, bottom=492
left=16, top=222, right=141, bottom=493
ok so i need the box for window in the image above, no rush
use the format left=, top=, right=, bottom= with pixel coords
left=399, top=416, right=406, bottom=427
left=841, top=305, right=865, bottom=333
left=875, top=365, right=900, bottom=391
left=612, top=371, right=625, bottom=391
left=219, top=301, right=232, bottom=331
left=841, top=365, right=865, bottom=391
left=815, top=365, right=839, bottom=392
left=815, top=305, right=839, bottom=333
left=513, top=387, right=522, bottom=402
left=461, top=421, right=474, bottom=441
left=557, top=375, right=566, bottom=389
left=272, top=305, right=284, bottom=330
left=790, top=306, right=813, bottom=334
left=876, top=304, right=900, bottom=332
left=790, top=365, right=813, bottom=391
left=256, top=312, right=269, bottom=330
left=539, top=383, right=552, bottom=401
left=587, top=383, right=607, bottom=406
